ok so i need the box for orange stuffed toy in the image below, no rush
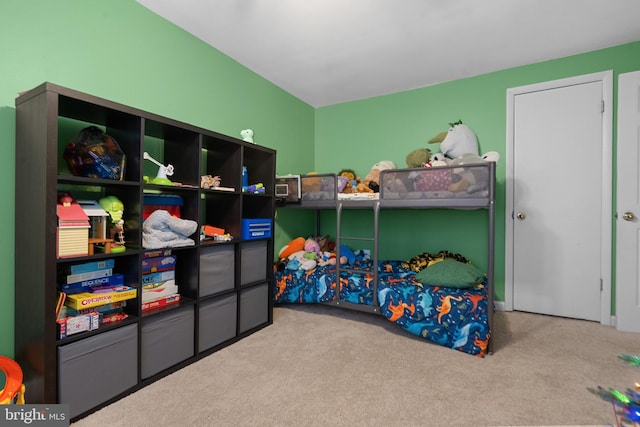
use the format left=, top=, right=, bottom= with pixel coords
left=278, top=237, right=305, bottom=259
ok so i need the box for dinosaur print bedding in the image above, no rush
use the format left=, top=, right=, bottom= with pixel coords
left=273, top=260, right=490, bottom=356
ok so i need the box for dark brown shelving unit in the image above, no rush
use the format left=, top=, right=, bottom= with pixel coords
left=14, top=82, right=275, bottom=420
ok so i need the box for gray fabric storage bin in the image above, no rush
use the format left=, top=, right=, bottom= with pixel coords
left=239, top=283, right=269, bottom=333
left=58, top=324, right=137, bottom=419
left=198, top=294, right=237, bottom=352
left=141, top=306, right=194, bottom=379
left=240, top=240, right=267, bottom=285
left=200, top=245, right=235, bottom=296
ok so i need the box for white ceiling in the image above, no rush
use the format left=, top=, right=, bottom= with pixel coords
left=137, top=0, right=640, bottom=107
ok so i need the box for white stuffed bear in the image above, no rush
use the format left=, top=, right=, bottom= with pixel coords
left=428, top=120, right=479, bottom=160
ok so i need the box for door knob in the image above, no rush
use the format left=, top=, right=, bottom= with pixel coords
left=516, top=212, right=526, bottom=220
left=623, top=212, right=636, bottom=221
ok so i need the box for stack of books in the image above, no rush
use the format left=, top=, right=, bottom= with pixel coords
left=57, top=259, right=136, bottom=338
left=141, top=250, right=180, bottom=311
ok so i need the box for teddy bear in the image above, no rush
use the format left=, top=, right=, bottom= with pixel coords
left=405, top=148, right=432, bottom=168
left=428, top=120, right=479, bottom=161
left=337, top=169, right=359, bottom=193
left=356, top=160, right=396, bottom=193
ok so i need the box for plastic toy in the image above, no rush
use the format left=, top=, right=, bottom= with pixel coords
left=0, top=356, right=25, bottom=404
left=63, top=126, right=126, bottom=180
left=200, top=175, right=221, bottom=189
left=99, top=196, right=126, bottom=253
left=143, top=152, right=174, bottom=185
left=244, top=183, right=265, bottom=193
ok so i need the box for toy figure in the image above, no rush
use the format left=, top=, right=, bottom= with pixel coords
left=99, top=196, right=126, bottom=252
left=143, top=152, right=174, bottom=185
left=241, top=129, right=254, bottom=143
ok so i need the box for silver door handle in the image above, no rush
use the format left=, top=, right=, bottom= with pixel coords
left=623, top=212, right=636, bottom=221
left=516, top=212, right=526, bottom=220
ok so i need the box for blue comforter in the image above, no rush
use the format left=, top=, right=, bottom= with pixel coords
left=273, top=260, right=490, bottom=356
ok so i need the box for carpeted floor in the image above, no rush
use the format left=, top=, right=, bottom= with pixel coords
left=71, top=305, right=640, bottom=426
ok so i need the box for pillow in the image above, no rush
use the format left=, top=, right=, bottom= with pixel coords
left=415, top=259, right=485, bottom=288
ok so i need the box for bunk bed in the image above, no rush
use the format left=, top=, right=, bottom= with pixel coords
left=273, top=163, right=495, bottom=356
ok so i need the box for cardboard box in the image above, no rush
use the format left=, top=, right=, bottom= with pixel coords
left=142, top=270, right=175, bottom=286
left=142, top=281, right=178, bottom=303
left=142, top=255, right=177, bottom=274
left=65, top=287, right=137, bottom=310
left=58, top=312, right=101, bottom=339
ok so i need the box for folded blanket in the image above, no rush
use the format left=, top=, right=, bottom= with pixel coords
left=143, top=209, right=198, bottom=249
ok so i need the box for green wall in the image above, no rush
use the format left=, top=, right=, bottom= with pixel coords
left=315, top=41, right=640, bottom=303
left=2, top=0, right=639, bottom=360
left=0, top=0, right=314, bottom=358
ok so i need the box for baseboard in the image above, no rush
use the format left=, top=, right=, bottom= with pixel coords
left=493, top=302, right=619, bottom=330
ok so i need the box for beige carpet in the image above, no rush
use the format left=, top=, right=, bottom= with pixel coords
left=71, top=305, right=640, bottom=427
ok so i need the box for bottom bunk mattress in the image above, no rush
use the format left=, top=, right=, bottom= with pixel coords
left=273, top=260, right=490, bottom=356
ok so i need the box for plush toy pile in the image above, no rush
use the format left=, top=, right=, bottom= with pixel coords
left=276, top=235, right=363, bottom=271
left=337, top=161, right=396, bottom=194
left=380, top=120, right=500, bottom=195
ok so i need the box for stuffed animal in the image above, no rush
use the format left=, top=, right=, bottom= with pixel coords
left=338, top=169, right=358, bottom=193
left=448, top=151, right=500, bottom=193
left=428, top=120, right=479, bottom=160
left=285, top=250, right=317, bottom=271
left=304, top=237, right=321, bottom=257
left=356, top=160, right=396, bottom=193
left=240, top=129, right=254, bottom=143
left=278, top=237, right=306, bottom=259
left=339, top=244, right=356, bottom=265
left=406, top=148, right=432, bottom=168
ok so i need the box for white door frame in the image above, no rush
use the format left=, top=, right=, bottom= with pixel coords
left=504, top=71, right=613, bottom=325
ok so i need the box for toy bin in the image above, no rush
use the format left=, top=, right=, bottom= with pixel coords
left=58, top=324, right=137, bottom=418
left=198, top=294, right=237, bottom=352
left=240, top=240, right=267, bottom=285
left=143, top=194, right=183, bottom=220
left=199, top=245, right=235, bottom=296
left=141, top=305, right=194, bottom=379
left=239, top=283, right=269, bottom=333
left=241, top=218, right=272, bottom=240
